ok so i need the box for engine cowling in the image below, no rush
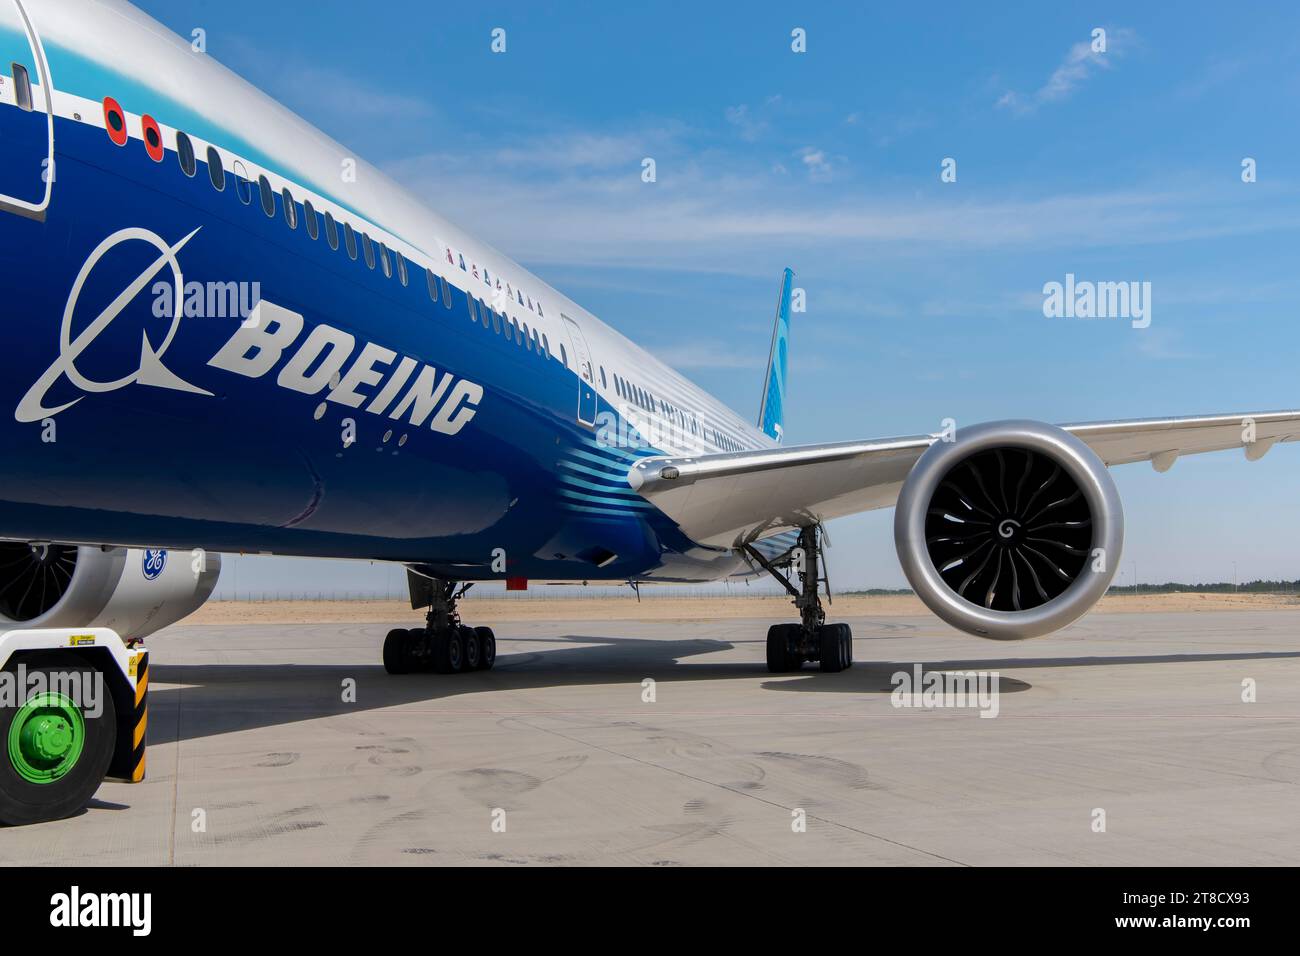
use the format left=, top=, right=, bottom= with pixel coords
left=0, top=544, right=220, bottom=639
left=894, top=420, right=1122, bottom=640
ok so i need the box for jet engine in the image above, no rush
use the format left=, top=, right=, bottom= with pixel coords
left=894, top=420, right=1122, bottom=640
left=0, top=543, right=220, bottom=639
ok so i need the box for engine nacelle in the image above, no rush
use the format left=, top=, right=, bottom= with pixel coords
left=0, top=544, right=220, bottom=639
left=894, top=420, right=1122, bottom=640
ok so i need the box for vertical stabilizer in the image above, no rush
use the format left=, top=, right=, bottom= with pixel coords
left=757, top=268, right=793, bottom=443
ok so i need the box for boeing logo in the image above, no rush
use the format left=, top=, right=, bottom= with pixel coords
left=15, top=227, right=484, bottom=436
left=16, top=226, right=213, bottom=423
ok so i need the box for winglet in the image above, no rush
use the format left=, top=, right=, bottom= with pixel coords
left=757, top=268, right=793, bottom=443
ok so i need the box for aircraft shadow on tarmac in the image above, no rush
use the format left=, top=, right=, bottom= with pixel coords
left=142, top=631, right=1300, bottom=745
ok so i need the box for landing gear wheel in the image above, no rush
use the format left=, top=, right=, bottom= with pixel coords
left=819, top=623, right=849, bottom=673
left=841, top=623, right=853, bottom=668
left=406, top=628, right=430, bottom=672
left=433, top=628, right=463, bottom=674
left=0, top=661, right=117, bottom=826
left=766, top=623, right=801, bottom=673
left=383, top=628, right=413, bottom=674
left=474, top=627, right=496, bottom=670
left=460, top=625, right=480, bottom=671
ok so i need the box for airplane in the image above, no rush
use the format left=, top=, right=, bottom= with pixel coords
left=0, top=0, right=1296, bottom=822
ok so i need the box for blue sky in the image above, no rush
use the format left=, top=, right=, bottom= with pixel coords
left=137, top=0, right=1300, bottom=593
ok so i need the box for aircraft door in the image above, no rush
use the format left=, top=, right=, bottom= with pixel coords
left=0, top=0, right=53, bottom=219
left=561, top=313, right=598, bottom=427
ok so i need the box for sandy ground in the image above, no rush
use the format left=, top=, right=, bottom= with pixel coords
left=187, top=591, right=1300, bottom=625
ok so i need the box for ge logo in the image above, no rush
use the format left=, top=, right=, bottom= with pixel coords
left=142, top=548, right=167, bottom=580
left=997, top=519, right=1021, bottom=539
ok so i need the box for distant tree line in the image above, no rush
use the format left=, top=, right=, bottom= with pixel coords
left=1105, top=580, right=1299, bottom=595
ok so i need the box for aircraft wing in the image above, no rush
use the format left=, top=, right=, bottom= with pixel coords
left=627, top=411, right=1300, bottom=548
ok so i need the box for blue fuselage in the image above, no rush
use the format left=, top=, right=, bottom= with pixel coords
left=0, top=107, right=746, bottom=583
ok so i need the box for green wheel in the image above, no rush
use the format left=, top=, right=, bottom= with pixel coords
left=0, top=660, right=116, bottom=826
left=8, top=692, right=86, bottom=783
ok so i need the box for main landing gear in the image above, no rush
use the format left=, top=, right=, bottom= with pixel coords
left=744, top=524, right=853, bottom=674
left=383, top=580, right=496, bottom=675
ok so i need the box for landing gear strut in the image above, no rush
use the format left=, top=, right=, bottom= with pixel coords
left=383, top=579, right=496, bottom=675
left=744, top=525, right=853, bottom=674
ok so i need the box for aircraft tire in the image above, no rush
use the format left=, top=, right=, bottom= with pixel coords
left=474, top=627, right=496, bottom=670
left=0, top=660, right=117, bottom=826
left=383, top=628, right=412, bottom=674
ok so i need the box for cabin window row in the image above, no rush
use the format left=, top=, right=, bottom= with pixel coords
left=103, top=104, right=576, bottom=383
left=466, top=295, right=562, bottom=363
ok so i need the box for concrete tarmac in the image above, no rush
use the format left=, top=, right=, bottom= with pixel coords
left=3, top=609, right=1299, bottom=865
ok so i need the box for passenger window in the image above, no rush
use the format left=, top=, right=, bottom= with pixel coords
left=176, top=131, right=196, bottom=176
left=492, top=311, right=502, bottom=335
left=542, top=333, right=550, bottom=359
left=258, top=174, right=275, bottom=217
left=281, top=188, right=297, bottom=229
left=395, top=252, right=408, bottom=286
left=467, top=297, right=477, bottom=323
left=560, top=343, right=568, bottom=367
left=379, top=242, right=391, bottom=278
left=344, top=222, right=358, bottom=259
left=303, top=200, right=319, bottom=240
left=11, top=63, right=31, bottom=112
left=325, top=211, right=339, bottom=250
left=362, top=233, right=375, bottom=269
left=441, top=280, right=452, bottom=309
left=480, top=301, right=490, bottom=329
left=206, top=146, right=225, bottom=190
left=426, top=268, right=439, bottom=300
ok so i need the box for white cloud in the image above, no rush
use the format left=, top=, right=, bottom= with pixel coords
left=381, top=121, right=1300, bottom=278
left=998, top=28, right=1135, bottom=113
left=490, top=128, right=686, bottom=170
left=724, top=104, right=768, bottom=141
left=1135, top=327, right=1199, bottom=361
left=649, top=342, right=766, bottom=370
left=797, top=146, right=834, bottom=182
left=221, top=38, right=436, bottom=121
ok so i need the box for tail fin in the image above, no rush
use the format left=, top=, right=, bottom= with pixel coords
left=757, top=268, right=793, bottom=443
